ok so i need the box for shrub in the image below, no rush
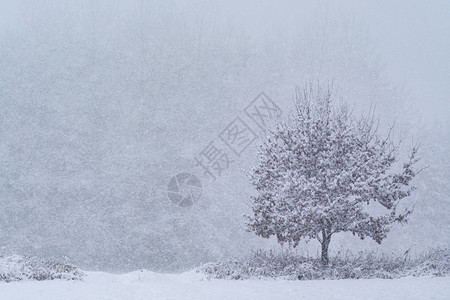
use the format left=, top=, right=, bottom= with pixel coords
left=0, top=251, right=84, bottom=282
left=197, top=247, right=450, bottom=280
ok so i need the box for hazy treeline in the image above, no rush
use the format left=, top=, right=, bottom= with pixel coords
left=0, top=0, right=447, bottom=271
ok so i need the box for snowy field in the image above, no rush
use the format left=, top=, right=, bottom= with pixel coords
left=0, top=271, right=449, bottom=300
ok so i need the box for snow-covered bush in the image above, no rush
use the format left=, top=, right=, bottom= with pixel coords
left=197, top=247, right=450, bottom=280
left=0, top=251, right=84, bottom=282
left=409, top=248, right=450, bottom=277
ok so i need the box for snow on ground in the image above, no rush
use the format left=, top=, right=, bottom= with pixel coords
left=0, top=271, right=449, bottom=300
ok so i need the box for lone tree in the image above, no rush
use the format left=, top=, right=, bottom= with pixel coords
left=247, top=85, right=419, bottom=265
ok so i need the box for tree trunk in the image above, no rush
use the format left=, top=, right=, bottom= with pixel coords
left=321, top=228, right=331, bottom=266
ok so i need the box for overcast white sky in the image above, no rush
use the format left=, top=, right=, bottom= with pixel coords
left=2, top=1, right=446, bottom=119
left=209, top=0, right=450, bottom=120
left=356, top=1, right=449, bottom=120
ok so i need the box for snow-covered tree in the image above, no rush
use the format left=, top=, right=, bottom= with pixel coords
left=247, top=85, right=419, bottom=265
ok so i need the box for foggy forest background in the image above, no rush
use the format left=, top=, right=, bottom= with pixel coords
left=0, top=0, right=448, bottom=272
